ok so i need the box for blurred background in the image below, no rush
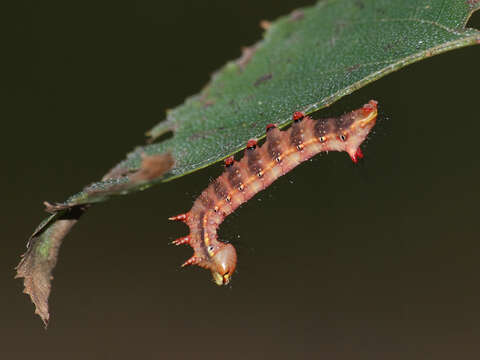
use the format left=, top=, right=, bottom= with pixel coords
left=2, top=1, right=480, bottom=359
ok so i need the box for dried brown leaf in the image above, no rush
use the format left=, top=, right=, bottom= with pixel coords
left=129, top=153, right=175, bottom=183
left=15, top=207, right=85, bottom=327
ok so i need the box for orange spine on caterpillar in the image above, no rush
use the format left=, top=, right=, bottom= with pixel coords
left=170, top=100, right=378, bottom=285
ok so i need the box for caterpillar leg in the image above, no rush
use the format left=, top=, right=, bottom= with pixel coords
left=168, top=213, right=188, bottom=222
left=171, top=235, right=190, bottom=246
left=181, top=256, right=201, bottom=267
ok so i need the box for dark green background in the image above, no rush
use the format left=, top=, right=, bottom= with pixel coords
left=2, top=1, right=480, bottom=359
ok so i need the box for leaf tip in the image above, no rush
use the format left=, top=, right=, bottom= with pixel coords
left=15, top=255, right=51, bottom=328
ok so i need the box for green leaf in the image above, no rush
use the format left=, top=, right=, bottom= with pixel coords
left=64, top=0, right=479, bottom=207
left=17, top=0, right=480, bottom=325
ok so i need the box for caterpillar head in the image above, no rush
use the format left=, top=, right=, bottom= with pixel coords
left=209, top=243, right=237, bottom=285
left=187, top=242, right=237, bottom=285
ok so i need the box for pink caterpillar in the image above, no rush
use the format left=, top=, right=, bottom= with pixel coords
left=170, top=101, right=378, bottom=285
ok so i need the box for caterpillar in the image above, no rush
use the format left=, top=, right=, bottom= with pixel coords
left=169, top=100, right=378, bottom=285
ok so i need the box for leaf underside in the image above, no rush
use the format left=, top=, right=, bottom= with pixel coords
left=17, top=0, right=480, bottom=326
